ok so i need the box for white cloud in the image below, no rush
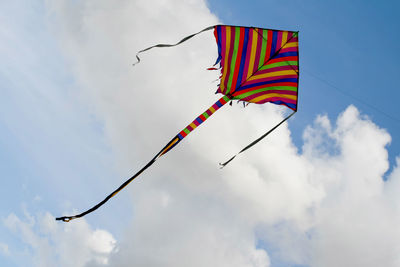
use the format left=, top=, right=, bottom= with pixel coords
left=3, top=211, right=116, bottom=267
left=2, top=0, right=396, bottom=267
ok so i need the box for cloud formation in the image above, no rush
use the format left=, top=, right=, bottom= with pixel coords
left=3, top=211, right=116, bottom=267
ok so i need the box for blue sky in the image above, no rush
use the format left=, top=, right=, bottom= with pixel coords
left=1, top=1, right=399, bottom=267
left=209, top=0, right=400, bottom=171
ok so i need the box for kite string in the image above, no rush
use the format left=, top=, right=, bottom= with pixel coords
left=302, top=68, right=400, bottom=124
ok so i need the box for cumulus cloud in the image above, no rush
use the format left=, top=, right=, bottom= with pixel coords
left=3, top=211, right=116, bottom=267
left=4, top=0, right=397, bottom=267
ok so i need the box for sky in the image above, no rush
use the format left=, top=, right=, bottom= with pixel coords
left=1, top=0, right=399, bottom=267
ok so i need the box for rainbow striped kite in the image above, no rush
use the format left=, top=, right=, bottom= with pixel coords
left=57, top=25, right=299, bottom=222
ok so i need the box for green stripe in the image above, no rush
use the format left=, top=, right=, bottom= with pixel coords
left=236, top=86, right=297, bottom=99
left=226, top=27, right=241, bottom=94
left=261, top=61, right=298, bottom=70
left=183, top=128, right=190, bottom=134
left=202, top=111, right=209, bottom=119
left=258, top=30, right=268, bottom=68
left=222, top=95, right=231, bottom=102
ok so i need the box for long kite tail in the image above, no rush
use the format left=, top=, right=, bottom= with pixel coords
left=56, top=95, right=231, bottom=222
left=219, top=110, right=296, bottom=168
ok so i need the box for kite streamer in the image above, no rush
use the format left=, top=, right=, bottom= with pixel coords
left=56, top=25, right=299, bottom=222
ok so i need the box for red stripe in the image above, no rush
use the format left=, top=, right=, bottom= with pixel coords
left=242, top=29, right=253, bottom=83
left=279, top=47, right=298, bottom=53
left=276, top=31, right=282, bottom=54
left=230, top=27, right=245, bottom=92
left=239, top=89, right=297, bottom=101
left=256, top=65, right=298, bottom=75
left=266, top=30, right=273, bottom=60
left=199, top=114, right=207, bottom=121
left=218, top=26, right=227, bottom=95
left=235, top=87, right=298, bottom=98
left=267, top=56, right=298, bottom=65
left=245, top=95, right=297, bottom=104
left=253, top=29, right=263, bottom=73
left=244, top=74, right=298, bottom=85
left=224, top=26, right=236, bottom=92
left=179, top=130, right=187, bottom=137
left=214, top=26, right=219, bottom=46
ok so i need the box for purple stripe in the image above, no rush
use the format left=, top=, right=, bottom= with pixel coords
left=258, top=65, right=298, bottom=74
left=239, top=90, right=297, bottom=101
left=242, top=29, right=253, bottom=82
left=245, top=95, right=297, bottom=104
left=245, top=74, right=298, bottom=85
left=280, top=47, right=298, bottom=53
left=237, top=89, right=298, bottom=97
left=224, top=26, right=236, bottom=92
left=253, top=29, right=263, bottom=73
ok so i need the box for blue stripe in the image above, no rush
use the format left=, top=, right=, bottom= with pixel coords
left=236, top=27, right=249, bottom=89
left=196, top=117, right=203, bottom=124
left=178, top=133, right=184, bottom=140
left=237, top=78, right=298, bottom=91
left=270, top=31, right=277, bottom=57
left=274, top=51, right=298, bottom=58
left=271, top=100, right=296, bottom=110
left=216, top=101, right=223, bottom=108
left=214, top=26, right=222, bottom=66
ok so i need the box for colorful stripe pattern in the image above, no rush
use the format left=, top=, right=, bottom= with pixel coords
left=155, top=95, right=231, bottom=159
left=178, top=95, right=231, bottom=139
left=214, top=25, right=299, bottom=110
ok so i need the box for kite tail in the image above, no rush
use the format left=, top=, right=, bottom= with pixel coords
left=219, top=110, right=296, bottom=168
left=133, top=25, right=215, bottom=66
left=56, top=95, right=231, bottom=222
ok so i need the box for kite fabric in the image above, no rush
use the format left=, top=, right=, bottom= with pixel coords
left=56, top=25, right=299, bottom=222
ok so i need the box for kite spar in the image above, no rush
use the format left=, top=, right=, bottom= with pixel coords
left=56, top=25, right=299, bottom=222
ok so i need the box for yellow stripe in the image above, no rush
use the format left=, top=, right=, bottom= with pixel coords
left=247, top=28, right=258, bottom=79
left=281, top=31, right=288, bottom=48
left=283, top=42, right=298, bottom=48
left=248, top=69, right=298, bottom=81
left=190, top=122, right=197, bottom=129
left=251, top=93, right=297, bottom=103
left=209, top=106, right=216, bottom=113
left=159, top=137, right=180, bottom=157
left=221, top=26, right=231, bottom=91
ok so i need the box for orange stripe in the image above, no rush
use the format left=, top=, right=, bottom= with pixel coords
left=248, top=70, right=298, bottom=81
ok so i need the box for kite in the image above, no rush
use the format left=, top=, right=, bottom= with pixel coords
left=56, top=25, right=299, bottom=222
